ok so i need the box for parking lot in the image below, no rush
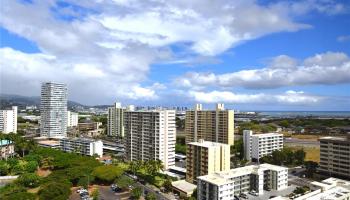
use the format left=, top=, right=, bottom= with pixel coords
left=69, top=185, right=130, bottom=200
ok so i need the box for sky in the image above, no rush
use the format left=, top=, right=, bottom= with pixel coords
left=0, top=0, right=350, bottom=110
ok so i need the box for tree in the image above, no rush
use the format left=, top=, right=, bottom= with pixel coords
left=38, top=182, right=71, bottom=200
left=92, top=188, right=99, bottom=200
left=163, top=178, right=172, bottom=192
left=131, top=187, right=142, bottom=200
left=145, top=193, right=157, bottom=200
left=40, top=156, right=54, bottom=169
left=294, top=149, right=306, bottom=165
left=279, top=120, right=289, bottom=128
left=2, top=192, right=36, bottom=200
left=17, top=173, right=41, bottom=188
left=304, top=161, right=318, bottom=178
left=0, top=161, right=10, bottom=175
left=25, top=160, right=38, bottom=173
left=92, top=165, right=124, bottom=183
left=129, top=161, right=139, bottom=175
left=115, top=175, right=134, bottom=190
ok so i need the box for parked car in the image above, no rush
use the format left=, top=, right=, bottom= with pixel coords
left=249, top=191, right=258, bottom=196
left=240, top=193, right=248, bottom=199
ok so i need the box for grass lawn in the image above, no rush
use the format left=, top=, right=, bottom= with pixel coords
left=289, top=146, right=320, bottom=162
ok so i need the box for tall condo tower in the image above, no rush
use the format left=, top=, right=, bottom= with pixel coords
left=40, top=82, right=67, bottom=138
left=124, top=109, right=176, bottom=170
left=107, top=102, right=125, bottom=137
left=185, top=103, right=234, bottom=145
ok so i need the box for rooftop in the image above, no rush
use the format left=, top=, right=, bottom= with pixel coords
left=198, top=164, right=287, bottom=186
left=171, top=180, right=197, bottom=194
left=188, top=140, right=230, bottom=148
left=319, top=136, right=349, bottom=142
left=0, top=140, right=13, bottom=146
left=37, top=140, right=60, bottom=146
left=253, top=132, right=283, bottom=137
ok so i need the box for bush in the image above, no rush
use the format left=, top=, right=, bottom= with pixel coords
left=115, top=175, right=134, bottom=190
left=25, top=161, right=38, bottom=173
left=131, top=187, right=142, bottom=199
left=2, top=192, right=36, bottom=200
left=17, top=173, right=41, bottom=188
left=39, top=182, right=71, bottom=200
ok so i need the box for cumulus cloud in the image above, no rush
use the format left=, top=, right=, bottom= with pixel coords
left=175, top=52, right=350, bottom=90
left=0, top=0, right=348, bottom=104
left=189, top=90, right=322, bottom=105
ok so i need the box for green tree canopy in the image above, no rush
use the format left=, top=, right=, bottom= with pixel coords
left=131, top=187, right=142, bottom=200
left=38, top=182, right=71, bottom=200
left=16, top=173, right=41, bottom=188
left=92, top=165, right=124, bottom=183
left=115, top=175, right=134, bottom=190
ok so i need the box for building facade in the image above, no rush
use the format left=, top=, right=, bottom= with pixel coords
left=67, top=111, right=78, bottom=127
left=107, top=102, right=125, bottom=137
left=124, top=110, right=176, bottom=170
left=0, top=106, right=17, bottom=134
left=185, top=103, right=234, bottom=145
left=319, top=136, right=350, bottom=180
left=243, top=130, right=283, bottom=161
left=186, top=140, right=230, bottom=183
left=40, top=82, right=67, bottom=138
left=197, top=164, right=288, bottom=200
left=60, top=138, right=103, bottom=157
left=0, top=140, right=15, bottom=159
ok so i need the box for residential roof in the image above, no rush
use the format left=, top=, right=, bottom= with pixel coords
left=171, top=180, right=197, bottom=194
left=0, top=140, right=13, bottom=146
left=188, top=140, right=230, bottom=148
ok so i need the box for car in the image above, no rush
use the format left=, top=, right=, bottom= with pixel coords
left=113, top=187, right=122, bottom=192
left=249, top=191, right=258, bottom=196
left=234, top=195, right=240, bottom=200
left=269, top=196, right=277, bottom=199
left=155, top=191, right=161, bottom=194
left=239, top=193, right=248, bottom=199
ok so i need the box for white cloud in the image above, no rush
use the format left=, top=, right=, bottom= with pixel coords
left=337, top=35, right=350, bottom=42
left=0, top=0, right=348, bottom=104
left=189, top=90, right=322, bottom=105
left=175, top=52, right=350, bottom=90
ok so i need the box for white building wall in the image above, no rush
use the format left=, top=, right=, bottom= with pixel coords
left=67, top=111, right=78, bottom=127
left=0, top=106, right=17, bottom=134
left=40, top=82, right=67, bottom=138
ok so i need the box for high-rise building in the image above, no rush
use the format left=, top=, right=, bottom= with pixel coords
left=186, top=139, right=230, bottom=184
left=67, top=111, right=78, bottom=127
left=124, top=110, right=176, bottom=170
left=0, top=106, right=17, bottom=134
left=107, top=102, right=125, bottom=137
left=319, top=135, right=350, bottom=180
left=197, top=164, right=288, bottom=199
left=243, top=130, right=283, bottom=162
left=185, top=103, right=234, bottom=145
left=40, top=82, right=67, bottom=138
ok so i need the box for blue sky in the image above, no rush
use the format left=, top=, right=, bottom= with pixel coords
left=0, top=0, right=350, bottom=110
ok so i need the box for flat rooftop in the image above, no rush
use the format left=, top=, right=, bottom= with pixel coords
left=172, top=180, right=197, bottom=194
left=37, top=140, right=60, bottom=146
left=319, top=136, right=349, bottom=142
left=253, top=132, right=283, bottom=137
left=198, top=164, right=287, bottom=185
left=0, top=140, right=13, bottom=146
left=188, top=140, right=230, bottom=148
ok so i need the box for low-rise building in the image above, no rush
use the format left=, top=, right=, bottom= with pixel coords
left=197, top=164, right=288, bottom=199
left=0, top=140, right=15, bottom=159
left=78, top=122, right=102, bottom=131
left=186, top=140, right=230, bottom=184
left=273, top=178, right=350, bottom=200
left=172, top=180, right=197, bottom=198
left=60, top=138, right=103, bottom=157
left=243, top=130, right=283, bottom=161
left=319, top=135, right=350, bottom=180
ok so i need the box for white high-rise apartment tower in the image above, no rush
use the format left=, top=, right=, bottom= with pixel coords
left=0, top=106, right=17, bottom=133
left=40, top=82, right=68, bottom=138
left=107, top=102, right=125, bottom=137
left=124, top=110, right=176, bottom=170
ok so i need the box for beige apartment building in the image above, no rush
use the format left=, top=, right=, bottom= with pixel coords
left=319, top=135, right=350, bottom=180
left=124, top=110, right=176, bottom=170
left=186, top=139, right=230, bottom=183
left=185, top=103, right=234, bottom=145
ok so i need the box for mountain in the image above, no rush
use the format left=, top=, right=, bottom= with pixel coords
left=0, top=94, right=86, bottom=109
